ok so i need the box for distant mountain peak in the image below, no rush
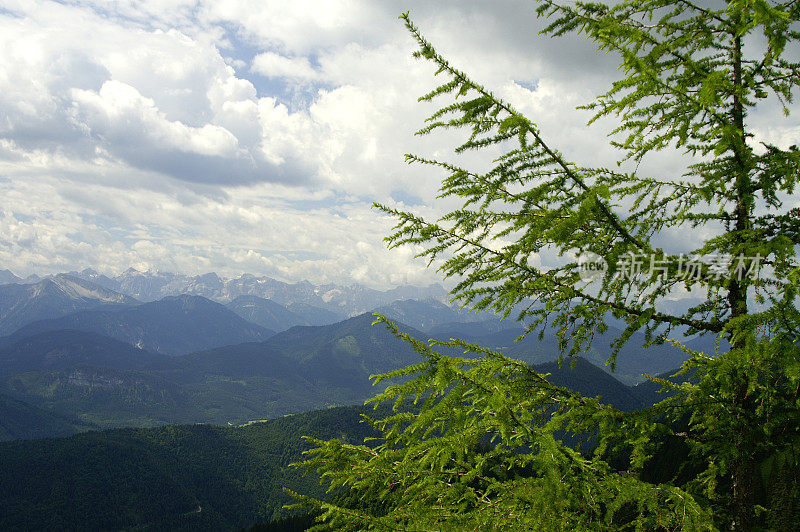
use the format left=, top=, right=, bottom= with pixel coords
left=49, top=274, right=133, bottom=304
left=0, top=269, right=21, bottom=285
left=0, top=275, right=138, bottom=336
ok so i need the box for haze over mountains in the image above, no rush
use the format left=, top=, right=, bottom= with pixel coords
left=0, top=266, right=721, bottom=444
left=7, top=295, right=273, bottom=356
left=0, top=268, right=449, bottom=315
left=225, top=295, right=341, bottom=330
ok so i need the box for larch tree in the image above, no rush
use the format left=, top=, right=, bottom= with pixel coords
left=290, top=1, right=800, bottom=530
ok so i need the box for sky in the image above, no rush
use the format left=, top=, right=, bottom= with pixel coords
left=1, top=0, right=798, bottom=289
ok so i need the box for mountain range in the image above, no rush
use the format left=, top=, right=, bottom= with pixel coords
left=0, top=269, right=41, bottom=285
left=0, top=267, right=724, bottom=442
left=0, top=275, right=136, bottom=336
left=0, top=267, right=450, bottom=317
left=225, top=294, right=342, bottom=329
left=0, top=313, right=426, bottom=430
left=373, top=297, right=514, bottom=332
left=5, top=294, right=273, bottom=356
left=0, top=311, right=678, bottom=439
left=0, top=275, right=342, bottom=345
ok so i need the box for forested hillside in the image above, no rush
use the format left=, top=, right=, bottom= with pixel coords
left=0, top=405, right=381, bottom=531
left=0, top=392, right=93, bottom=440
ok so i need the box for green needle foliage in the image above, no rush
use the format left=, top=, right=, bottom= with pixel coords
left=291, top=2, right=800, bottom=529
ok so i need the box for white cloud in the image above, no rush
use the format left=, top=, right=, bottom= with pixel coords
left=0, top=0, right=797, bottom=288
left=251, top=52, right=320, bottom=81
left=0, top=171, right=440, bottom=286
left=200, top=0, right=387, bottom=54
left=72, top=80, right=239, bottom=157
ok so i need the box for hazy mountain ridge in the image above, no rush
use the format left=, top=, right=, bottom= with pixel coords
left=0, top=267, right=450, bottom=317
left=0, top=269, right=40, bottom=285
left=0, top=315, right=427, bottom=430
left=225, top=294, right=343, bottom=330
left=6, top=294, right=274, bottom=356
left=0, top=329, right=178, bottom=374
left=0, top=274, right=709, bottom=383
left=423, top=319, right=723, bottom=385
left=0, top=269, right=22, bottom=285
left=0, top=270, right=713, bottom=443
left=0, top=312, right=660, bottom=439
left=0, top=275, right=138, bottom=336
left=373, top=297, right=517, bottom=332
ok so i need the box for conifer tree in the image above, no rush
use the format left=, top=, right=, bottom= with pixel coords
left=290, top=2, right=800, bottom=529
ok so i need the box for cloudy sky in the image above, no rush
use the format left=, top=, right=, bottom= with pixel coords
left=1, top=0, right=797, bottom=288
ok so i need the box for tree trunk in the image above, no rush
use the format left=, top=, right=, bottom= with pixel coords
left=732, top=451, right=756, bottom=530
left=729, top=28, right=755, bottom=531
